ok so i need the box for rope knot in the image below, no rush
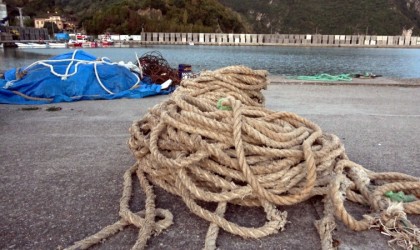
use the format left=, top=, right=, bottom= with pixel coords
left=371, top=202, right=420, bottom=249
left=216, top=98, right=232, bottom=111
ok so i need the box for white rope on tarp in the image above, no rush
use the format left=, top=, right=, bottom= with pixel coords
left=4, top=50, right=141, bottom=95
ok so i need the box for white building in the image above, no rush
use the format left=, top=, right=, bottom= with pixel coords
left=34, top=16, right=64, bottom=30
left=0, top=0, right=8, bottom=26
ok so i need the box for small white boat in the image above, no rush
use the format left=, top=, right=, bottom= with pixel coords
left=188, top=41, right=195, bottom=46
left=99, top=33, right=114, bottom=46
left=29, top=43, right=48, bottom=48
left=48, top=42, right=68, bottom=48
left=15, top=42, right=48, bottom=48
left=15, top=42, right=32, bottom=48
left=67, top=39, right=83, bottom=47
left=101, top=38, right=114, bottom=46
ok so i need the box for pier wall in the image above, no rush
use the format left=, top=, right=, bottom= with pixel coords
left=0, top=26, right=49, bottom=41
left=140, top=32, right=420, bottom=47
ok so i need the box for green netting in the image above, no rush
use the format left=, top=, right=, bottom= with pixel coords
left=288, top=73, right=353, bottom=82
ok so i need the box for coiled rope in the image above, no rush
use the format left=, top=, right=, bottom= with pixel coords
left=66, top=65, right=420, bottom=250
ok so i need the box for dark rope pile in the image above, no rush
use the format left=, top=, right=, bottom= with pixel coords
left=137, top=51, right=181, bottom=85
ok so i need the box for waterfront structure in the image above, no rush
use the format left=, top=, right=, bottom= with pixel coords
left=140, top=32, right=420, bottom=47
left=0, top=25, right=49, bottom=41
left=0, top=0, right=7, bottom=26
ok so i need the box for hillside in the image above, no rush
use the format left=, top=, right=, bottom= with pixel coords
left=219, top=0, right=420, bottom=35
left=4, top=0, right=251, bottom=34
left=3, top=0, right=420, bottom=35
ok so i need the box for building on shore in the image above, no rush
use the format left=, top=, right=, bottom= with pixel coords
left=34, top=15, right=75, bottom=31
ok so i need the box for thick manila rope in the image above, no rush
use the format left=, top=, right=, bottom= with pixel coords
left=65, top=66, right=420, bottom=250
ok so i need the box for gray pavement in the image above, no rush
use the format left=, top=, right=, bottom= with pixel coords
left=1, top=80, right=420, bottom=250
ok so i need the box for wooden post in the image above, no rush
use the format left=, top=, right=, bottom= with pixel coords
left=170, top=33, right=175, bottom=43
left=199, top=33, right=204, bottom=44
left=187, top=33, right=193, bottom=44
left=193, top=33, right=199, bottom=43
left=345, top=35, right=351, bottom=44
left=204, top=33, right=210, bottom=44
left=364, top=36, right=370, bottom=45
left=358, top=35, right=365, bottom=45
left=257, top=34, right=263, bottom=44
left=283, top=34, right=289, bottom=44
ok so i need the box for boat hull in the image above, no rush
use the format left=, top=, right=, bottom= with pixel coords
left=15, top=42, right=48, bottom=48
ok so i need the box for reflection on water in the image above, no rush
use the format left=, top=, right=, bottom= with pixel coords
left=1, top=46, right=420, bottom=78
left=1, top=48, right=52, bottom=70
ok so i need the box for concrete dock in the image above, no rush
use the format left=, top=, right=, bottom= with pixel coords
left=140, top=32, right=420, bottom=48
left=1, top=78, right=419, bottom=249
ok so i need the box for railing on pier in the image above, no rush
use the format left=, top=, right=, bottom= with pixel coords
left=140, top=32, right=420, bottom=47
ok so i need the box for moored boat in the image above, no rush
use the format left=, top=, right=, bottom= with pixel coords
left=79, top=41, right=99, bottom=48
left=15, top=42, right=48, bottom=48
left=48, top=42, right=68, bottom=48
left=101, top=38, right=114, bottom=46
left=99, top=33, right=114, bottom=46
left=90, top=41, right=98, bottom=48
left=68, top=39, right=83, bottom=47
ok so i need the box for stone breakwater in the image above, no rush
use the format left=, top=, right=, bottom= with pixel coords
left=140, top=32, right=420, bottom=47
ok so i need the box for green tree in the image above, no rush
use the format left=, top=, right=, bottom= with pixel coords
left=182, top=9, right=188, bottom=24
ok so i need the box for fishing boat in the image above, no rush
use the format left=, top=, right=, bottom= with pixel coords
left=99, top=33, right=114, bottom=46
left=101, top=38, right=114, bottom=46
left=15, top=42, right=48, bottom=48
left=48, top=42, right=68, bottom=48
left=67, top=39, right=83, bottom=47
left=90, top=41, right=99, bottom=48
left=101, top=39, right=114, bottom=46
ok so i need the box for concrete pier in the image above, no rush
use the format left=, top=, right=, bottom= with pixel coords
left=140, top=32, right=420, bottom=47
left=1, top=79, right=419, bottom=250
left=0, top=26, right=49, bottom=42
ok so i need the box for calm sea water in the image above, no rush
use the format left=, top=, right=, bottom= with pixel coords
left=1, top=45, right=419, bottom=78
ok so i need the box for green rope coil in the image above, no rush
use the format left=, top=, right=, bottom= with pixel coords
left=289, top=73, right=353, bottom=82
left=217, top=98, right=232, bottom=111
left=385, top=191, right=417, bottom=203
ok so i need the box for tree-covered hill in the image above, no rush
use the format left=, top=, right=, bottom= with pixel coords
left=3, top=0, right=420, bottom=35
left=81, top=0, right=251, bottom=34
left=4, top=0, right=251, bottom=34
left=219, top=0, right=420, bottom=35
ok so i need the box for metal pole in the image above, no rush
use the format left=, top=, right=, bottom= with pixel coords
left=17, top=7, right=23, bottom=27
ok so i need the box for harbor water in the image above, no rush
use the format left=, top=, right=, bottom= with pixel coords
left=1, top=45, right=420, bottom=79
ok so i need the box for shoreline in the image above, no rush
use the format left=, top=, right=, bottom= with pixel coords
left=268, top=75, right=420, bottom=87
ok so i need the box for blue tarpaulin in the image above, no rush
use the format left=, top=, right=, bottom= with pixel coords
left=54, top=33, right=70, bottom=41
left=0, top=50, right=175, bottom=104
